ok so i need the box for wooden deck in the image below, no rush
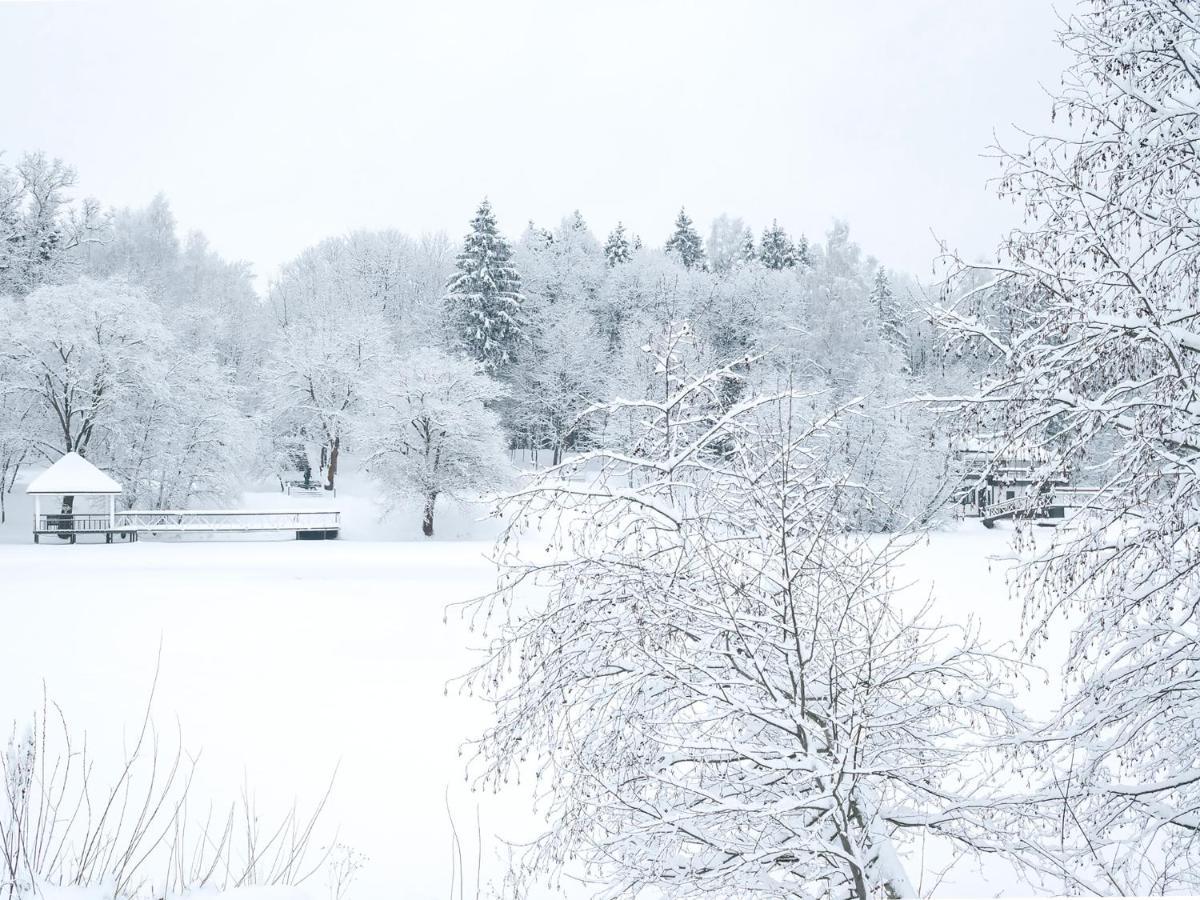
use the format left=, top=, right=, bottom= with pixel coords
left=34, top=514, right=138, bottom=544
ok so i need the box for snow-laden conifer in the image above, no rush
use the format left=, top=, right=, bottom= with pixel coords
left=445, top=199, right=525, bottom=376
left=759, top=219, right=798, bottom=270
left=603, top=221, right=632, bottom=267
left=663, top=207, right=706, bottom=271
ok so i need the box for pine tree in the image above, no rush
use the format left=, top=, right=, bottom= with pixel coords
left=524, top=220, right=554, bottom=251
left=664, top=207, right=706, bottom=270
left=759, top=219, right=797, bottom=270
left=566, top=209, right=588, bottom=232
left=444, top=199, right=524, bottom=376
left=604, top=222, right=632, bottom=267
left=870, top=267, right=908, bottom=364
left=735, top=227, right=757, bottom=267
left=795, top=233, right=812, bottom=267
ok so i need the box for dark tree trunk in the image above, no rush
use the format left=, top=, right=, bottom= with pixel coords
left=325, top=438, right=339, bottom=491
left=58, top=494, right=75, bottom=541
left=422, top=492, right=437, bottom=537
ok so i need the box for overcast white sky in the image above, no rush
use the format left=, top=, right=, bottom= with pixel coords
left=1, top=0, right=1068, bottom=286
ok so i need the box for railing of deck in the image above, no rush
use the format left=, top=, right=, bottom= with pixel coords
left=35, top=514, right=118, bottom=532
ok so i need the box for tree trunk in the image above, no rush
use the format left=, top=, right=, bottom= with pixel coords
left=58, top=494, right=75, bottom=541
left=325, top=438, right=339, bottom=491
left=422, top=492, right=437, bottom=537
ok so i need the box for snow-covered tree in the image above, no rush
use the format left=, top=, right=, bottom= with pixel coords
left=461, top=338, right=1031, bottom=898
left=705, top=213, right=746, bottom=273
left=512, top=213, right=609, bottom=452
left=510, top=302, right=609, bottom=464
left=794, top=232, right=812, bottom=268
left=517, top=212, right=604, bottom=309
left=759, top=219, right=798, bottom=270
left=360, top=348, right=507, bottom=535
left=0, top=277, right=247, bottom=511
left=870, top=267, right=907, bottom=364
left=734, top=226, right=757, bottom=267
left=82, top=193, right=180, bottom=302
left=936, top=1, right=1200, bottom=890
left=0, top=359, right=32, bottom=523
left=0, top=151, right=106, bottom=297
left=444, top=200, right=524, bottom=376
left=98, top=353, right=246, bottom=509
left=0, top=278, right=168, bottom=459
left=663, top=207, right=706, bottom=271
left=603, top=222, right=631, bottom=267
left=265, top=310, right=390, bottom=492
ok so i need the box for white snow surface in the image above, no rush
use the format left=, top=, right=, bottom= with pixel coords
left=0, top=461, right=1074, bottom=897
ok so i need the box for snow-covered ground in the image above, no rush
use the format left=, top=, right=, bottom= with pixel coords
left=0, top=464, right=1041, bottom=898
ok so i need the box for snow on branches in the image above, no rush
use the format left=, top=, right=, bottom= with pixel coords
left=935, top=0, right=1200, bottom=890
left=458, top=330, right=1029, bottom=899
left=359, top=348, right=509, bottom=536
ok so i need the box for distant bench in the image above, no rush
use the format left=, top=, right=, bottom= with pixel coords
left=284, top=480, right=336, bottom=498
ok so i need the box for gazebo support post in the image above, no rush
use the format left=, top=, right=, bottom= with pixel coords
left=33, top=495, right=40, bottom=543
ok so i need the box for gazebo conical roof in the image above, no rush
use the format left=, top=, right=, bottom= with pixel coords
left=26, top=452, right=123, bottom=495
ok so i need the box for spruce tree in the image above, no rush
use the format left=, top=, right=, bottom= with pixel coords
left=664, top=207, right=706, bottom=270
left=444, top=199, right=524, bottom=376
left=566, top=209, right=588, bottom=232
left=795, top=233, right=812, bottom=268
left=604, top=222, right=632, bottom=267
left=870, top=266, right=908, bottom=364
left=735, top=227, right=757, bottom=267
left=759, top=219, right=797, bottom=270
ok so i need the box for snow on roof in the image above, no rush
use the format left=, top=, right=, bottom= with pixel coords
left=26, top=452, right=123, bottom=495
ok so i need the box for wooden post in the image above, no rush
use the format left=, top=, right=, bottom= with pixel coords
left=108, top=494, right=115, bottom=530
left=33, top=495, right=40, bottom=543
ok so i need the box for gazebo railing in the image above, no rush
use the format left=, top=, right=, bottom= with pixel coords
left=36, top=513, right=120, bottom=533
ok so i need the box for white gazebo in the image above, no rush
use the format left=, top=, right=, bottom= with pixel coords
left=26, top=452, right=128, bottom=543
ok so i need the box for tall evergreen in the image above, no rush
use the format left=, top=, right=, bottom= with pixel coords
left=566, top=209, right=588, bottom=232
left=870, top=266, right=908, bottom=365
left=444, top=199, right=524, bottom=376
left=735, top=227, right=757, bottom=267
left=604, top=222, right=632, bottom=266
left=759, top=219, right=798, bottom=270
left=664, top=207, right=706, bottom=270
left=795, top=233, right=812, bottom=268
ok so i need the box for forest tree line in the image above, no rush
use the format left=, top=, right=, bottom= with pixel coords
left=0, top=159, right=987, bottom=532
